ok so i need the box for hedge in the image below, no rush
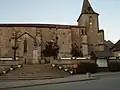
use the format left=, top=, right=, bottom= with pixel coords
left=108, top=62, right=120, bottom=72
left=75, top=63, right=98, bottom=74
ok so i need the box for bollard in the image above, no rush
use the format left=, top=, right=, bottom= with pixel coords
left=65, top=68, right=68, bottom=72
left=18, top=64, right=22, bottom=68
left=2, top=70, right=6, bottom=74
left=52, top=64, right=55, bottom=67
left=70, top=70, right=74, bottom=75
left=59, top=66, right=62, bottom=69
left=86, top=72, right=91, bottom=79
left=10, top=67, right=14, bottom=71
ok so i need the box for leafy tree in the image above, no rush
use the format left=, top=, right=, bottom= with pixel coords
left=42, top=40, right=59, bottom=59
left=71, top=43, right=83, bottom=57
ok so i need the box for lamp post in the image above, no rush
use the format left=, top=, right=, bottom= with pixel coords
left=10, top=31, right=19, bottom=61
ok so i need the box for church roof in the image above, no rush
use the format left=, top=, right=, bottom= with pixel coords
left=81, top=0, right=96, bottom=14
left=0, top=24, right=86, bottom=29
left=77, top=0, right=99, bottom=21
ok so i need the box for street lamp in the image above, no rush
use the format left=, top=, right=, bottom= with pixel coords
left=10, top=31, right=19, bottom=61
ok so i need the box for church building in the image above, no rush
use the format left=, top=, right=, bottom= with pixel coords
left=0, top=0, right=105, bottom=64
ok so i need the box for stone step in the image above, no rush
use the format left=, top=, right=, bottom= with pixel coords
left=0, top=66, right=11, bottom=73
left=3, top=73, right=66, bottom=76
left=0, top=75, right=67, bottom=80
left=0, top=74, right=64, bottom=78
left=0, top=75, right=66, bottom=79
left=3, top=68, right=66, bottom=74
left=3, top=71, right=67, bottom=76
left=0, top=64, right=70, bottom=80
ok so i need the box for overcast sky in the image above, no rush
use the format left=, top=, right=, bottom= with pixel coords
left=0, top=0, right=119, bottom=43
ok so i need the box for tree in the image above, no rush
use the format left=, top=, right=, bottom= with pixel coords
left=71, top=43, right=83, bottom=57
left=42, top=40, right=59, bottom=59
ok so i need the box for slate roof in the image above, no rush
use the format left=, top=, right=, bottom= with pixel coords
left=81, top=0, right=96, bottom=14
left=91, top=40, right=114, bottom=58
left=94, top=51, right=113, bottom=58
left=77, top=0, right=99, bottom=21
left=104, top=40, right=114, bottom=49
left=112, top=40, right=120, bottom=52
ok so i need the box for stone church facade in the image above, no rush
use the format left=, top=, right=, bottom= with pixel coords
left=0, top=0, right=104, bottom=64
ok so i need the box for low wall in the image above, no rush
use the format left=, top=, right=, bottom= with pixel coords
left=50, top=58, right=95, bottom=65
left=0, top=57, right=24, bottom=65
left=108, top=57, right=120, bottom=63
left=108, top=59, right=120, bottom=63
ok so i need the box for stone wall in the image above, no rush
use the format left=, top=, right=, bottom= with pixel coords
left=0, top=24, right=105, bottom=63
left=0, top=26, right=82, bottom=63
left=96, top=30, right=104, bottom=51
left=71, top=28, right=81, bottom=46
left=81, top=35, right=88, bottom=56
left=78, top=14, right=100, bottom=53
left=0, top=27, right=14, bottom=57
left=38, top=27, right=72, bottom=58
left=0, top=27, right=37, bottom=64
left=57, top=28, right=72, bottom=58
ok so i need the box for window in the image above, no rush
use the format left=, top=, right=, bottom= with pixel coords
left=81, top=29, right=87, bottom=35
left=89, top=16, right=93, bottom=25
left=81, top=29, right=84, bottom=35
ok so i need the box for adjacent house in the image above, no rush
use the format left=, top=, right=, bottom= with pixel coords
left=112, top=40, right=120, bottom=57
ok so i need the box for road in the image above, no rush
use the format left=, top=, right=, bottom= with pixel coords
left=8, top=73, right=120, bottom=90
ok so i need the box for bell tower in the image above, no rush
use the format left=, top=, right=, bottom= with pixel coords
left=77, top=0, right=100, bottom=54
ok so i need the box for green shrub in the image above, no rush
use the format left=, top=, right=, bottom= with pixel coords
left=76, top=63, right=98, bottom=74
left=109, top=62, right=120, bottom=72
left=71, top=43, right=83, bottom=57
left=42, top=41, right=59, bottom=59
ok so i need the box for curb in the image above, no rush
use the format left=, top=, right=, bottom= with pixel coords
left=0, top=77, right=99, bottom=90
left=0, top=76, right=69, bottom=82
left=92, top=72, right=120, bottom=78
